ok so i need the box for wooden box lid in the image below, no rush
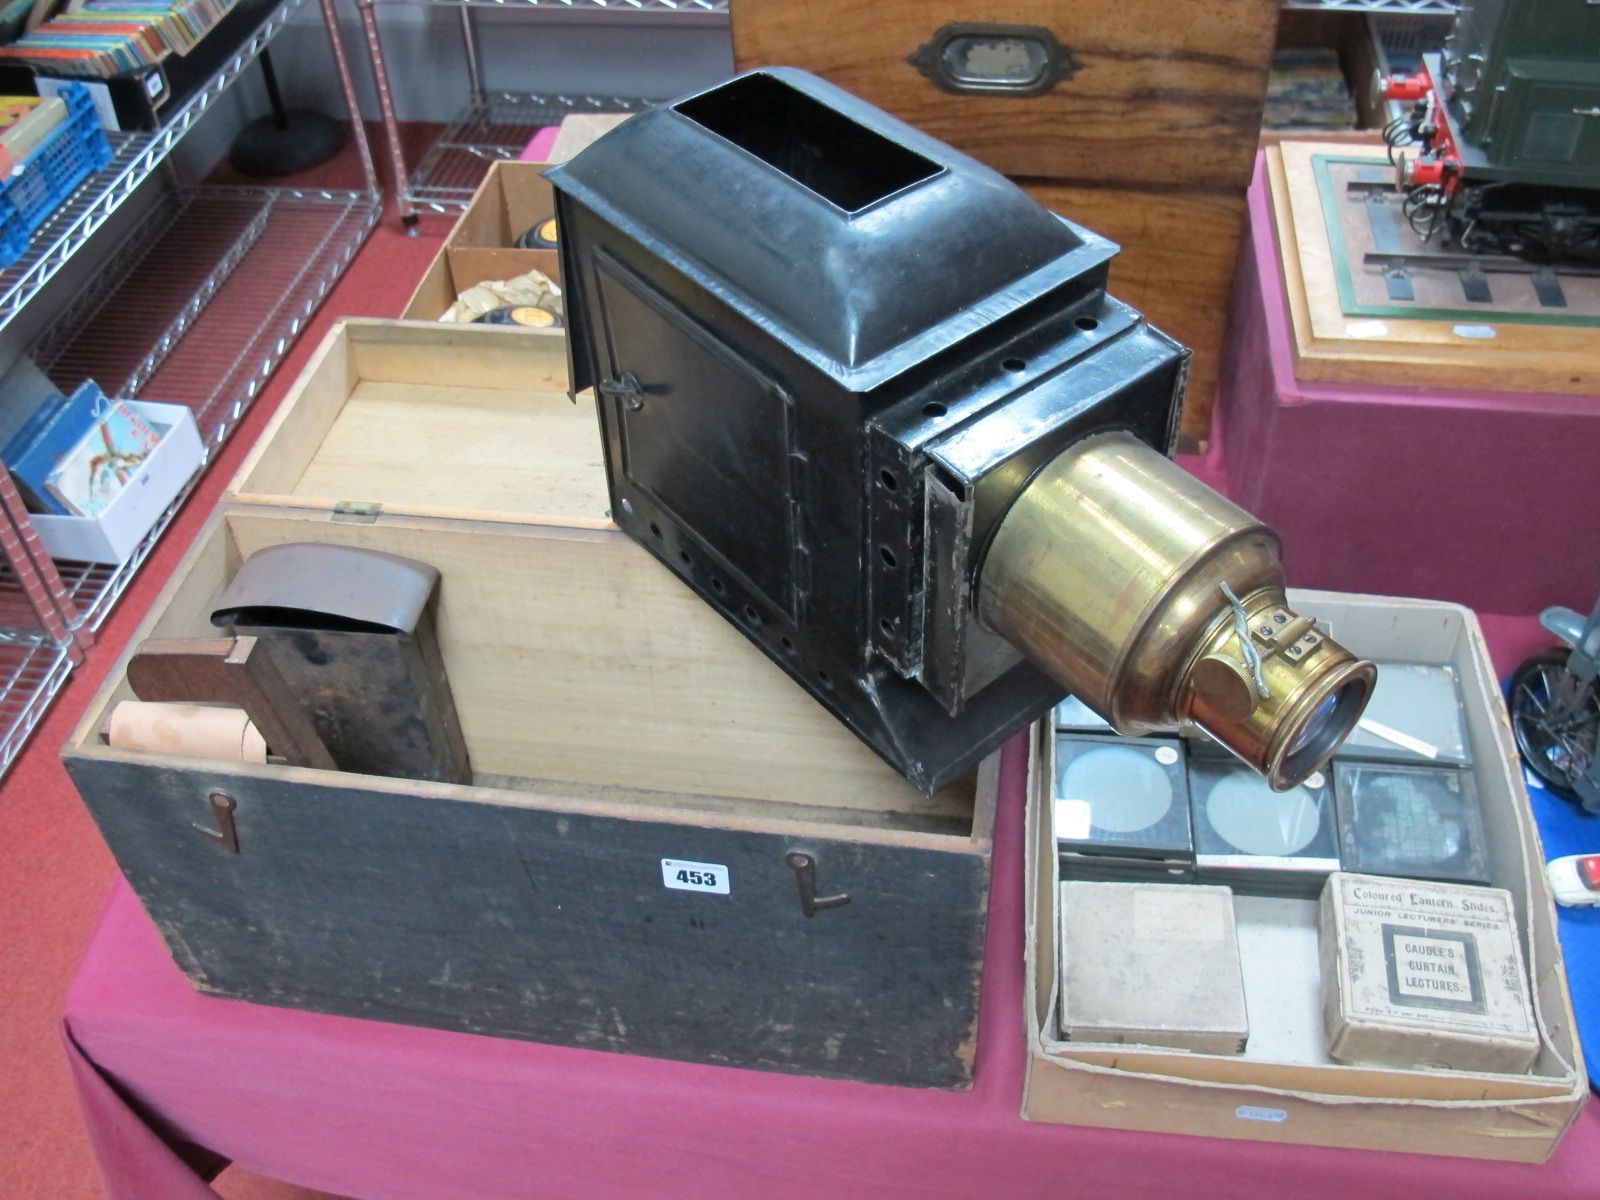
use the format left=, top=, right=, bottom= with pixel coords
left=227, top=319, right=604, bottom=529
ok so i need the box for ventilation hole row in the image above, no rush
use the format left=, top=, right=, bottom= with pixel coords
left=667, top=518, right=836, bottom=694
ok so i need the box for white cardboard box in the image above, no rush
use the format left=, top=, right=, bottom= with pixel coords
left=1023, top=589, right=1589, bottom=1161
left=29, top=401, right=202, bottom=565
left=1321, top=873, right=1539, bottom=1074
left=1059, top=881, right=1249, bottom=1054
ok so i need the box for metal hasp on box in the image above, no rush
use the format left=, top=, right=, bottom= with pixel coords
left=209, top=543, right=470, bottom=785
left=548, top=68, right=1375, bottom=794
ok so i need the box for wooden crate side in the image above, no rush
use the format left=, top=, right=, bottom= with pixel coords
left=81, top=509, right=979, bottom=828
left=1021, top=1050, right=1578, bottom=1161
left=222, top=511, right=972, bottom=819
left=228, top=323, right=358, bottom=500
left=344, top=319, right=567, bottom=390
left=65, top=749, right=990, bottom=1087
left=401, top=248, right=460, bottom=321
left=731, top=0, right=1279, bottom=190
left=285, top=379, right=608, bottom=524
left=67, top=511, right=240, bottom=755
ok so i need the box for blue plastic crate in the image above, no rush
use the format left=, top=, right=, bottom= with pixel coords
left=0, top=84, right=114, bottom=268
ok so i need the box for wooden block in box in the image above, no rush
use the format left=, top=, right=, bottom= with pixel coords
left=1023, top=592, right=1588, bottom=1160
left=1021, top=182, right=1246, bottom=445
left=731, top=0, right=1280, bottom=190
left=1321, top=872, right=1539, bottom=1074
left=59, top=319, right=999, bottom=1089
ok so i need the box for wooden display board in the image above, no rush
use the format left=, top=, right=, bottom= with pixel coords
left=1267, top=141, right=1600, bottom=394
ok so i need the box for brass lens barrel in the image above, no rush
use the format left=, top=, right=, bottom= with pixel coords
left=977, top=432, right=1375, bottom=789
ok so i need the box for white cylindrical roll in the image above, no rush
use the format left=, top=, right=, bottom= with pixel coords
left=107, top=701, right=268, bottom=763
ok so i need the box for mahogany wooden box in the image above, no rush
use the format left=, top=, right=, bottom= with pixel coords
left=731, top=0, right=1279, bottom=190
left=61, top=320, right=999, bottom=1089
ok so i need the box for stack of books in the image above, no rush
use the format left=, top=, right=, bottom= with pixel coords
left=0, top=0, right=241, bottom=79
left=1263, top=48, right=1358, bottom=132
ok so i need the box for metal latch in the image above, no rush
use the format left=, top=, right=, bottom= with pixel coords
left=194, top=791, right=240, bottom=854
left=785, top=851, right=850, bottom=918
left=598, top=370, right=645, bottom=412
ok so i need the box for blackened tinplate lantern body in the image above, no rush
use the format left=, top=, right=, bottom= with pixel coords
left=548, top=69, right=1374, bottom=795
left=546, top=69, right=1184, bottom=793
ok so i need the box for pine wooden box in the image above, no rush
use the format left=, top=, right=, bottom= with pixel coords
left=61, top=319, right=998, bottom=1088
left=1022, top=593, right=1588, bottom=1159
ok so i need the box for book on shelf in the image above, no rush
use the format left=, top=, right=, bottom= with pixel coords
left=0, top=93, right=65, bottom=174
left=1, top=375, right=104, bottom=515
left=0, top=0, right=241, bottom=80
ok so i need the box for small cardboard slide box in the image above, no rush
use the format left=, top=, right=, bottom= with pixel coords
left=1321, top=873, right=1540, bottom=1074
left=61, top=319, right=999, bottom=1089
left=30, top=400, right=203, bottom=565
left=1023, top=592, right=1588, bottom=1161
left=401, top=161, right=561, bottom=325
left=1058, top=881, right=1249, bottom=1054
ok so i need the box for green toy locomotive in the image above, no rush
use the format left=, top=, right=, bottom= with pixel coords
left=1383, top=0, right=1600, bottom=261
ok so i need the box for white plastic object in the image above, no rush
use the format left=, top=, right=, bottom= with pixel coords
left=1546, top=855, right=1600, bottom=908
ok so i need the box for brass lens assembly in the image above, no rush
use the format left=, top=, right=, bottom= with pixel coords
left=977, top=432, right=1375, bottom=790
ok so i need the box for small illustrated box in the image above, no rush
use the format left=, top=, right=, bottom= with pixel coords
left=29, top=400, right=202, bottom=565
left=1320, top=872, right=1539, bottom=1074
left=1058, top=881, right=1247, bottom=1054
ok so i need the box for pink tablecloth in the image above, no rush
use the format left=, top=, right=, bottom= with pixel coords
left=64, top=737, right=1600, bottom=1200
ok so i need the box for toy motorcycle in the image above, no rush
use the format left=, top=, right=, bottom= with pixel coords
left=1510, top=597, right=1600, bottom=813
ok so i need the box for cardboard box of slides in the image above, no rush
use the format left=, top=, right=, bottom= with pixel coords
left=60, top=319, right=999, bottom=1089
left=1023, top=593, right=1588, bottom=1160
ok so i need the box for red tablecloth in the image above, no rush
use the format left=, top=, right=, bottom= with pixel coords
left=62, top=737, right=1599, bottom=1200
